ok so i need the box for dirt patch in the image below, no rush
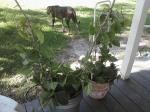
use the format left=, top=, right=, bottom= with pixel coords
left=0, top=74, right=37, bottom=103
left=57, top=33, right=150, bottom=64
left=56, top=37, right=90, bottom=63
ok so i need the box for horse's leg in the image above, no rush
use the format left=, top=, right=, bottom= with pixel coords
left=65, top=19, right=70, bottom=34
left=74, top=20, right=80, bottom=33
left=52, top=17, right=55, bottom=27
left=71, top=15, right=80, bottom=33
left=76, top=22, right=80, bottom=34
left=62, top=18, right=65, bottom=32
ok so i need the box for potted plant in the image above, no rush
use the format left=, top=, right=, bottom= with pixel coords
left=82, top=59, right=119, bottom=99
left=33, top=62, right=83, bottom=112
left=14, top=0, right=83, bottom=111
left=81, top=0, right=124, bottom=99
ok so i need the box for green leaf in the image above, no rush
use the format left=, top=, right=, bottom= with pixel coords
left=19, top=53, right=26, bottom=59
left=40, top=91, right=50, bottom=105
left=84, top=82, right=92, bottom=95
left=50, top=82, right=58, bottom=90
left=72, top=83, right=80, bottom=91
left=18, top=30, right=30, bottom=40
left=34, top=29, right=44, bottom=44
left=112, top=38, right=120, bottom=47
left=40, top=47, right=54, bottom=60
left=47, top=99, right=55, bottom=111
left=62, top=76, right=67, bottom=86
left=55, top=91, right=69, bottom=105
left=95, top=76, right=105, bottom=83
left=112, top=20, right=122, bottom=33
left=44, top=81, right=58, bottom=90
left=89, top=22, right=95, bottom=35
left=22, top=59, right=29, bottom=65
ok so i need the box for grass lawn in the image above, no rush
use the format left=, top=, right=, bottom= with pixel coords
left=0, top=1, right=150, bottom=103
left=0, top=6, right=99, bottom=75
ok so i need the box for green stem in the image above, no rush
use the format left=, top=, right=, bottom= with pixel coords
left=86, top=0, right=116, bottom=60
left=14, top=0, right=38, bottom=50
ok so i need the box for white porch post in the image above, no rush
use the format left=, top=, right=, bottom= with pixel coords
left=120, top=0, right=150, bottom=79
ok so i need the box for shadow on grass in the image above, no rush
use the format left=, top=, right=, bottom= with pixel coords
left=0, top=7, right=94, bottom=75
left=0, top=8, right=69, bottom=75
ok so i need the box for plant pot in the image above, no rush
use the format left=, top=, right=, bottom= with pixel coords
left=50, top=92, right=82, bottom=112
left=89, top=81, right=110, bottom=99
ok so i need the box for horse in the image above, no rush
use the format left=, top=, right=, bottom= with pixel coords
left=47, top=5, right=80, bottom=33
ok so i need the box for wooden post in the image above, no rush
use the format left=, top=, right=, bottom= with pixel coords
left=120, top=0, right=150, bottom=79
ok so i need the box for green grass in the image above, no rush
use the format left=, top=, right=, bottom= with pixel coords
left=0, top=8, right=70, bottom=75
left=0, top=7, right=96, bottom=102
left=0, top=8, right=72, bottom=102
left=0, top=7, right=96, bottom=75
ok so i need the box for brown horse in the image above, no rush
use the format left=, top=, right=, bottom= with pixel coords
left=47, top=5, right=80, bottom=33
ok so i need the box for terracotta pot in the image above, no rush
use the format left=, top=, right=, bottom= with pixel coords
left=89, top=81, right=110, bottom=99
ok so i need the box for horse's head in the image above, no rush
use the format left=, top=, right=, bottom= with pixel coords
left=47, top=5, right=59, bottom=15
left=47, top=6, right=52, bottom=15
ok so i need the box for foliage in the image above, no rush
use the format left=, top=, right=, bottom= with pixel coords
left=83, top=61, right=118, bottom=83
left=82, top=0, right=125, bottom=88
left=0, top=7, right=68, bottom=75
left=0, top=3, right=134, bottom=74
left=14, top=0, right=82, bottom=108
left=33, top=62, right=82, bottom=107
left=1, top=0, right=149, bottom=104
